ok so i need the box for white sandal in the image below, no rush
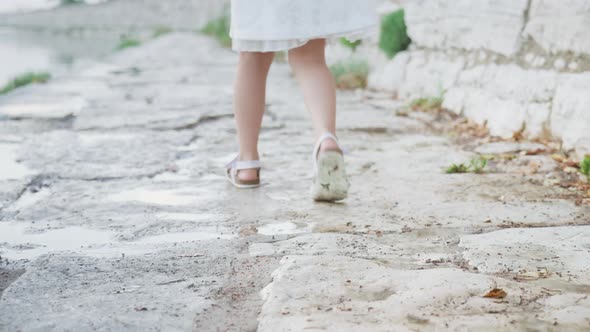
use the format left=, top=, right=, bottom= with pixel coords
left=311, top=133, right=350, bottom=201
left=225, top=156, right=262, bottom=189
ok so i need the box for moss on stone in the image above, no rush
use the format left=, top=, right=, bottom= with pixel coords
left=201, top=13, right=232, bottom=48
left=0, top=72, right=51, bottom=95
left=379, top=9, right=411, bottom=59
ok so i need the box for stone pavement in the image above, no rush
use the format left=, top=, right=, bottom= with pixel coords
left=0, top=33, right=589, bottom=331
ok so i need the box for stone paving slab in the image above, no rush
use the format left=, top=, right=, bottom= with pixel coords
left=258, top=256, right=573, bottom=331
left=0, top=32, right=589, bottom=331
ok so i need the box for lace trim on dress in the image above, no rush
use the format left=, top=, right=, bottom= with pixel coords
left=231, top=26, right=377, bottom=53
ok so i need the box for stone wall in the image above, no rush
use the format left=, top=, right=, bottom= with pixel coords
left=368, top=0, right=590, bottom=158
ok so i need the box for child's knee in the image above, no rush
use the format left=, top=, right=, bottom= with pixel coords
left=239, top=52, right=274, bottom=67
left=288, top=40, right=326, bottom=68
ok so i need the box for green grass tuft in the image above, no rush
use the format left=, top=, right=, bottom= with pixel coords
left=446, top=158, right=488, bottom=174
left=410, top=97, right=444, bottom=111
left=152, top=26, right=173, bottom=38
left=379, top=9, right=411, bottom=59
left=340, top=38, right=362, bottom=52
left=201, top=13, right=231, bottom=48
left=1, top=72, right=51, bottom=95
left=116, top=37, right=141, bottom=51
left=329, top=59, right=369, bottom=90
left=580, top=155, right=590, bottom=183
left=61, top=0, right=83, bottom=5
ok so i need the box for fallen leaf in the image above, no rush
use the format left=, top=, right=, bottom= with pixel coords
left=525, top=148, right=547, bottom=155
left=551, top=154, right=565, bottom=162
left=483, top=288, right=507, bottom=299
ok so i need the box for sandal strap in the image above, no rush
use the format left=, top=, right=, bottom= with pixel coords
left=234, top=160, right=262, bottom=171
left=313, top=132, right=341, bottom=161
left=225, top=156, right=262, bottom=171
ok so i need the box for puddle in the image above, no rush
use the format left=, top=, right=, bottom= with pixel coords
left=258, top=222, right=313, bottom=236
left=0, top=30, right=53, bottom=87
left=0, top=222, right=114, bottom=260
left=156, top=212, right=218, bottom=222
left=0, top=97, right=87, bottom=119
left=135, top=231, right=236, bottom=245
left=4, top=187, right=51, bottom=212
left=0, top=221, right=236, bottom=260
left=109, top=189, right=195, bottom=206
left=0, top=144, right=35, bottom=181
left=78, top=132, right=137, bottom=145
left=0, top=0, right=107, bottom=15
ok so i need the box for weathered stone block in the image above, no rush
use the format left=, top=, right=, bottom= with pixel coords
left=443, top=65, right=556, bottom=138
left=551, top=73, right=590, bottom=157
left=398, top=51, right=464, bottom=98
left=525, top=0, right=590, bottom=56
left=367, top=51, right=409, bottom=92
left=404, top=0, right=529, bottom=56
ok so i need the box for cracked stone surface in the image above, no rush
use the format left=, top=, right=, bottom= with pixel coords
left=1, top=29, right=590, bottom=332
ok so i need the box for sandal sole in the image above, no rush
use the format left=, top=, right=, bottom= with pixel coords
left=311, top=151, right=349, bottom=202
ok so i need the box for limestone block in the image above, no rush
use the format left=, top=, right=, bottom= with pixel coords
left=404, top=0, right=529, bottom=56
left=398, top=51, right=464, bottom=98
left=524, top=102, right=552, bottom=137
left=258, top=256, right=572, bottom=331
left=441, top=86, right=466, bottom=115
left=551, top=73, right=590, bottom=157
left=367, top=51, right=409, bottom=92
left=460, top=226, right=590, bottom=284
left=458, top=65, right=557, bottom=103
left=525, top=0, right=590, bottom=56
left=443, top=65, right=556, bottom=138
left=461, top=89, right=527, bottom=138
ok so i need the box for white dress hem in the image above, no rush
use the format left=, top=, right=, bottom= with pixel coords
left=231, top=25, right=377, bottom=53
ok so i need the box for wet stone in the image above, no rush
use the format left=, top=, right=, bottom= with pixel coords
left=18, top=130, right=192, bottom=180
left=0, top=19, right=588, bottom=331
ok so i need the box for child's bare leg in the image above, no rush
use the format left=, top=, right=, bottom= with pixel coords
left=234, top=51, right=275, bottom=181
left=288, top=39, right=339, bottom=151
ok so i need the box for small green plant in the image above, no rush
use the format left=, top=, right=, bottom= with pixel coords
left=116, top=37, right=141, bottom=51
left=329, top=59, right=369, bottom=90
left=470, top=158, right=488, bottom=174
left=379, top=9, right=411, bottom=59
left=201, top=13, right=231, bottom=48
left=61, top=0, right=83, bottom=5
left=408, top=86, right=445, bottom=112
left=410, top=96, right=443, bottom=111
left=274, top=51, right=287, bottom=63
left=446, top=158, right=488, bottom=174
left=580, top=155, right=590, bottom=183
left=446, top=163, right=470, bottom=174
left=152, top=26, right=173, bottom=38
left=340, top=38, right=362, bottom=52
left=0, top=72, right=51, bottom=95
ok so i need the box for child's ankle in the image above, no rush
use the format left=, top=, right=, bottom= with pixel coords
left=239, top=152, right=259, bottom=161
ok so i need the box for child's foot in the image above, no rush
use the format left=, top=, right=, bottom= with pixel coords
left=311, top=133, right=350, bottom=202
left=225, top=157, right=262, bottom=189
left=238, top=169, right=259, bottom=182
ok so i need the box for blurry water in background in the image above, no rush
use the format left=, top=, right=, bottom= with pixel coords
left=0, top=28, right=54, bottom=86
left=0, top=0, right=107, bottom=14
left=0, top=0, right=112, bottom=86
left=0, top=0, right=227, bottom=87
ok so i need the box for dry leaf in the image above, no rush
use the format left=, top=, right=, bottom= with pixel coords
left=551, top=154, right=565, bottom=162
left=483, top=288, right=507, bottom=299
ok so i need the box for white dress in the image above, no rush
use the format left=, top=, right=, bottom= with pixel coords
left=230, top=0, right=378, bottom=52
